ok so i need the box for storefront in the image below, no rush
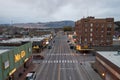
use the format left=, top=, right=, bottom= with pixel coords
left=0, top=42, right=32, bottom=80
left=95, top=51, right=120, bottom=80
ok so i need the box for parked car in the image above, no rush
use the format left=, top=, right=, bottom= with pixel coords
left=53, top=40, right=55, bottom=43
left=33, top=55, right=44, bottom=60
left=26, top=71, right=36, bottom=80
left=48, top=46, right=52, bottom=49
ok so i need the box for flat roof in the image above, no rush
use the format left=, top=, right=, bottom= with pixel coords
left=97, top=51, right=120, bottom=68
left=0, top=49, right=10, bottom=54
left=0, top=34, right=51, bottom=44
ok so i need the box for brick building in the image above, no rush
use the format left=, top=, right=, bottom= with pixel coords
left=95, top=51, right=120, bottom=80
left=75, top=17, right=114, bottom=47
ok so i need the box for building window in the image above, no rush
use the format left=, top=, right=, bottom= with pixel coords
left=91, top=23, right=93, bottom=27
left=101, top=30, right=104, bottom=33
left=107, top=32, right=111, bottom=35
left=107, top=24, right=112, bottom=28
left=90, top=28, right=93, bottom=32
left=107, top=40, right=111, bottom=42
left=90, top=38, right=92, bottom=41
left=101, top=35, right=103, bottom=37
left=101, top=40, right=103, bottom=42
left=85, top=23, right=88, bottom=27
left=101, top=24, right=104, bottom=28
left=90, top=33, right=93, bottom=36
left=85, top=29, right=87, bottom=32
left=96, top=28, right=98, bottom=31
left=85, top=38, right=87, bottom=42
left=96, top=23, right=99, bottom=27
left=107, top=28, right=111, bottom=31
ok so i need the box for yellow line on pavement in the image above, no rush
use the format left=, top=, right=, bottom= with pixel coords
left=58, top=64, right=61, bottom=80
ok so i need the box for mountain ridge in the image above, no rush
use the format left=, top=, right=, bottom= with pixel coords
left=12, top=20, right=75, bottom=28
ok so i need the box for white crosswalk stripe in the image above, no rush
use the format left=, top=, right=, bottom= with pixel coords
left=42, top=60, right=78, bottom=64
left=46, top=53, right=75, bottom=56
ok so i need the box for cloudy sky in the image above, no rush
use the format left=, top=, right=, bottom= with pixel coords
left=0, top=0, right=120, bottom=24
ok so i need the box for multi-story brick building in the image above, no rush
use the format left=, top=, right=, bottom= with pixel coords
left=75, top=16, right=114, bottom=47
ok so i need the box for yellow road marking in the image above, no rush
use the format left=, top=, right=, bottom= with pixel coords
left=58, top=64, right=61, bottom=80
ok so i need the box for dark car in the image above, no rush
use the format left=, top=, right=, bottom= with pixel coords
left=48, top=46, right=52, bottom=49
left=70, top=46, right=74, bottom=49
left=53, top=40, right=55, bottom=43
left=33, top=55, right=44, bottom=60
left=67, top=40, right=70, bottom=43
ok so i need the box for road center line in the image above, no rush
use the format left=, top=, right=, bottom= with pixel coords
left=58, top=64, right=61, bottom=80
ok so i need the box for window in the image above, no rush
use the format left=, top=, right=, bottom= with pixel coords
left=101, top=30, right=104, bottom=33
left=101, top=40, right=103, bottom=42
left=90, top=38, right=92, bottom=41
left=101, top=24, right=104, bottom=28
left=85, top=23, right=88, bottom=27
left=96, top=23, right=99, bottom=27
left=101, top=35, right=103, bottom=37
left=85, top=29, right=87, bottom=32
left=91, top=23, right=93, bottom=27
left=85, top=38, right=87, bottom=42
left=90, top=28, right=93, bottom=32
left=107, top=24, right=112, bottom=28
left=107, top=32, right=111, bottom=35
left=107, top=28, right=111, bottom=31
left=90, top=33, right=93, bottom=36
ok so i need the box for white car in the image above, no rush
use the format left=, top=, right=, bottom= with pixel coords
left=26, top=71, right=36, bottom=80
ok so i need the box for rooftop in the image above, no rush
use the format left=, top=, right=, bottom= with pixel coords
left=0, top=49, right=10, bottom=54
left=97, top=51, right=120, bottom=68
left=0, top=34, right=51, bottom=44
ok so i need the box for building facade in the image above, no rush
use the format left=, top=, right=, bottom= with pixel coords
left=95, top=51, right=120, bottom=80
left=75, top=17, right=114, bottom=47
left=0, top=42, right=32, bottom=80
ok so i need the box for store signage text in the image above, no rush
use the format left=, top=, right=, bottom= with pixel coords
left=15, top=50, right=26, bottom=62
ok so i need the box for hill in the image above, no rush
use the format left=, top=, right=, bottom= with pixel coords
left=44, top=21, right=75, bottom=28
left=12, top=20, right=75, bottom=28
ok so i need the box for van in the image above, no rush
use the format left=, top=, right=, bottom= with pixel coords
left=26, top=71, right=36, bottom=80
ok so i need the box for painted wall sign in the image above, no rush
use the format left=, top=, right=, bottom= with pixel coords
left=14, top=50, right=26, bottom=63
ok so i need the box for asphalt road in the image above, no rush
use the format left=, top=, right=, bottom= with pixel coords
left=35, top=32, right=103, bottom=80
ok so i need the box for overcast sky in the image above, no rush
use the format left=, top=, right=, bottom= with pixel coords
left=0, top=0, right=120, bottom=24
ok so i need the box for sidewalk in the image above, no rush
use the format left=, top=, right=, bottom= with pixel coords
left=83, top=62, right=103, bottom=80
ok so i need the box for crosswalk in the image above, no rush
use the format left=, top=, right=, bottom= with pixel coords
left=46, top=53, right=74, bottom=56
left=42, top=60, right=78, bottom=64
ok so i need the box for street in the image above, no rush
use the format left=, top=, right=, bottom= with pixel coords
left=34, top=32, right=103, bottom=80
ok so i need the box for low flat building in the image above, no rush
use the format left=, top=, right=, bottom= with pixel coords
left=95, top=51, right=120, bottom=80
left=0, top=34, right=52, bottom=53
left=0, top=42, right=32, bottom=80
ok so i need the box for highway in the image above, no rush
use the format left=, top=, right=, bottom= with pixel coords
left=35, top=32, right=103, bottom=80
